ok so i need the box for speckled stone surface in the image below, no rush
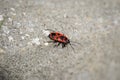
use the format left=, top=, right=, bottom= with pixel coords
left=0, top=0, right=120, bottom=80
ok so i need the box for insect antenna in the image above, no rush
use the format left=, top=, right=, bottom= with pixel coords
left=44, top=29, right=56, bottom=32
left=69, top=43, right=75, bottom=52
left=70, top=41, right=82, bottom=46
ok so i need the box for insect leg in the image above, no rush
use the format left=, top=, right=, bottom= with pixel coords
left=47, top=41, right=54, bottom=43
left=62, top=43, right=66, bottom=48
left=54, top=42, right=60, bottom=47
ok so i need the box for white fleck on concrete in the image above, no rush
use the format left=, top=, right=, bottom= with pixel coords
left=0, top=48, right=5, bottom=54
left=31, top=37, right=40, bottom=45
left=25, top=34, right=30, bottom=37
left=8, top=18, right=13, bottom=22
left=2, top=26, right=10, bottom=34
left=0, top=15, right=4, bottom=21
left=8, top=36, right=14, bottom=42
left=44, top=42, right=49, bottom=46
left=10, top=8, right=15, bottom=11
left=17, top=23, right=21, bottom=27
left=21, top=36, right=25, bottom=40
left=22, top=12, right=26, bottom=16
left=42, top=29, right=50, bottom=36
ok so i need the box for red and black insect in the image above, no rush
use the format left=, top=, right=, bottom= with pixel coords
left=43, top=29, right=77, bottom=50
left=48, top=32, right=72, bottom=48
left=43, top=29, right=81, bottom=51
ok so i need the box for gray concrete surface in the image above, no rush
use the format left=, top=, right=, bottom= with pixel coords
left=0, top=0, right=120, bottom=80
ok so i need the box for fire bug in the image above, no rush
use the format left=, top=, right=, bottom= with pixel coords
left=43, top=29, right=81, bottom=50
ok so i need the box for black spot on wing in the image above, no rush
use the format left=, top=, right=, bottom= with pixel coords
left=51, top=33, right=56, bottom=36
left=57, top=33, right=60, bottom=35
left=60, top=36, right=67, bottom=40
left=60, top=36, right=64, bottom=40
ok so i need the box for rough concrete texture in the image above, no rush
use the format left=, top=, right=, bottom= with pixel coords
left=0, top=0, right=120, bottom=80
